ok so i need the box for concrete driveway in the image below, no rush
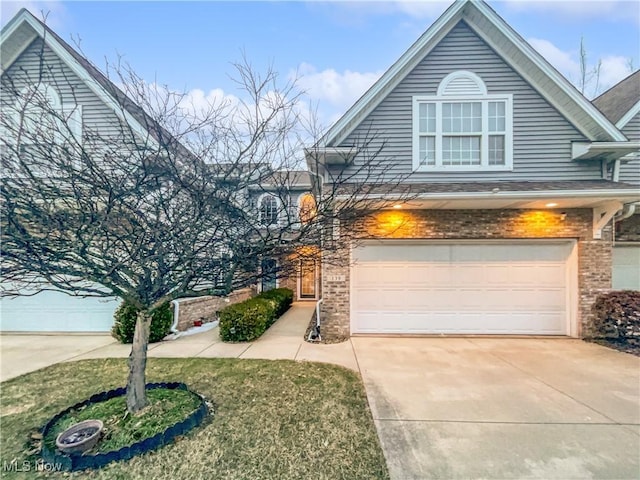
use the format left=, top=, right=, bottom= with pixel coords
left=352, top=337, right=640, bottom=480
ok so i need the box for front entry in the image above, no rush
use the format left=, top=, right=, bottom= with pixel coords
left=299, top=259, right=318, bottom=300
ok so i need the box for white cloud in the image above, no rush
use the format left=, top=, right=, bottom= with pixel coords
left=504, top=0, right=639, bottom=22
left=390, top=1, right=451, bottom=19
left=295, top=63, right=381, bottom=109
left=528, top=37, right=634, bottom=98
left=0, top=0, right=66, bottom=29
left=528, top=37, right=580, bottom=79
left=293, top=63, right=382, bottom=127
left=307, top=1, right=449, bottom=26
left=178, top=87, right=239, bottom=117
left=597, top=55, right=634, bottom=90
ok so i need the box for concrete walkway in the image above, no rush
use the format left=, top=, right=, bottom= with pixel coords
left=0, top=303, right=357, bottom=381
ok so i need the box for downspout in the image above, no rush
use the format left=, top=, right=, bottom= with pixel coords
left=615, top=203, right=636, bottom=222
left=306, top=154, right=324, bottom=343
left=613, top=203, right=637, bottom=246
left=170, top=299, right=180, bottom=334
left=307, top=298, right=323, bottom=342
left=612, top=159, right=621, bottom=182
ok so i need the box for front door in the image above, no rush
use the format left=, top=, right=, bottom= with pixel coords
left=299, top=259, right=317, bottom=299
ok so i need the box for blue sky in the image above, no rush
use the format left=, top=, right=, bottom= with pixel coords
left=2, top=1, right=639, bottom=127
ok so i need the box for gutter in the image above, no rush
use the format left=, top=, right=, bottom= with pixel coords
left=335, top=188, right=640, bottom=203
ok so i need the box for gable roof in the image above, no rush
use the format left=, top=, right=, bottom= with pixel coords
left=320, top=0, right=626, bottom=147
left=0, top=9, right=169, bottom=145
left=592, top=70, right=640, bottom=128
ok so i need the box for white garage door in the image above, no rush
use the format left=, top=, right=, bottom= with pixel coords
left=351, top=241, right=575, bottom=335
left=1, top=290, right=119, bottom=332
left=612, top=245, right=640, bottom=290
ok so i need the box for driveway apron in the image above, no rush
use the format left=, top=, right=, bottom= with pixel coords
left=352, top=337, right=640, bottom=480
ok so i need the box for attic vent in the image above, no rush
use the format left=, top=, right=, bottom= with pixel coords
left=437, top=71, right=487, bottom=96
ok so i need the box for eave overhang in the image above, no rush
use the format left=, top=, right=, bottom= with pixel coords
left=335, top=188, right=640, bottom=211
left=572, top=142, right=640, bottom=162
left=304, top=147, right=359, bottom=166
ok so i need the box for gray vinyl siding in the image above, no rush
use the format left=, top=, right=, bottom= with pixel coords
left=619, top=113, right=640, bottom=185
left=1, top=38, right=124, bottom=140
left=334, top=21, right=596, bottom=183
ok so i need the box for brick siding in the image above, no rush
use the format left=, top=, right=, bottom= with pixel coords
left=320, top=208, right=612, bottom=340
left=175, top=287, right=254, bottom=331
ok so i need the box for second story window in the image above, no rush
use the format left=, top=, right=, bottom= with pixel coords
left=412, top=71, right=512, bottom=171
left=259, top=194, right=279, bottom=226
left=298, top=193, right=316, bottom=224
left=16, top=84, right=82, bottom=145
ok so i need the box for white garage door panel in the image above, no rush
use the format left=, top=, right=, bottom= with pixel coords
left=351, top=242, right=573, bottom=335
left=612, top=246, right=640, bottom=290
left=1, top=290, right=118, bottom=332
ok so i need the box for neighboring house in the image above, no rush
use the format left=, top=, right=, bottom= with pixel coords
left=0, top=10, right=134, bottom=332
left=252, top=170, right=321, bottom=301
left=0, top=10, right=318, bottom=333
left=592, top=70, right=640, bottom=290
left=308, top=0, right=640, bottom=339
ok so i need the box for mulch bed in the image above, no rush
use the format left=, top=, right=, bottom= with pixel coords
left=585, top=339, right=640, bottom=356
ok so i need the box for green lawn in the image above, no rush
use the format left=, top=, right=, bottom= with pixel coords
left=0, top=358, right=389, bottom=479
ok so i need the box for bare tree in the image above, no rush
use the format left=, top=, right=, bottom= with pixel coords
left=1, top=40, right=406, bottom=412
left=578, top=36, right=602, bottom=98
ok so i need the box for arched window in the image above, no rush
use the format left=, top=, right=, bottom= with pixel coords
left=298, top=193, right=316, bottom=224
left=412, top=70, right=512, bottom=171
left=14, top=83, right=82, bottom=146
left=259, top=194, right=279, bottom=226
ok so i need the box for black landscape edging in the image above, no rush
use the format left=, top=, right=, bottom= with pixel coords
left=40, top=382, right=208, bottom=472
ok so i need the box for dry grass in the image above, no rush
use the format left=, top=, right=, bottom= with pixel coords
left=0, top=358, right=389, bottom=479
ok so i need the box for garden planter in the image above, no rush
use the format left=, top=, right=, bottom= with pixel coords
left=56, top=420, right=103, bottom=454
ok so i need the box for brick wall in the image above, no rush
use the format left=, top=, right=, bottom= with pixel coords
left=615, top=212, right=640, bottom=242
left=320, top=208, right=612, bottom=340
left=174, top=288, right=254, bottom=331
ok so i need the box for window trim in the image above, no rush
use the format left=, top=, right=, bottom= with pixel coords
left=296, top=192, right=316, bottom=226
left=412, top=93, right=513, bottom=172
left=257, top=192, right=281, bottom=226
left=13, top=83, right=83, bottom=147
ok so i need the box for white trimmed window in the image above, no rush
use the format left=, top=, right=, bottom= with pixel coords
left=412, top=71, right=512, bottom=171
left=15, top=83, right=82, bottom=147
left=258, top=193, right=280, bottom=226
left=297, top=192, right=316, bottom=225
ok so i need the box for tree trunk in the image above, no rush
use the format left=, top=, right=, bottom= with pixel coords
left=126, top=310, right=152, bottom=413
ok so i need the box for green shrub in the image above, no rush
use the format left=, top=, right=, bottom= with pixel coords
left=591, top=290, right=640, bottom=344
left=111, top=301, right=174, bottom=344
left=219, top=298, right=276, bottom=342
left=219, top=288, right=294, bottom=342
left=258, top=288, right=294, bottom=316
